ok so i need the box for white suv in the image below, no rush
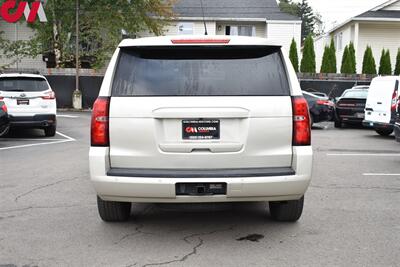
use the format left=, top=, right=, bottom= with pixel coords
left=0, top=73, right=57, bottom=136
left=89, top=36, right=313, bottom=222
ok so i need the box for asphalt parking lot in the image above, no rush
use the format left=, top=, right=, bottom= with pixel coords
left=0, top=112, right=400, bottom=267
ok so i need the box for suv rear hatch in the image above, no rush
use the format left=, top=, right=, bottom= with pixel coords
left=365, top=78, right=399, bottom=124
left=0, top=77, right=52, bottom=115
left=108, top=46, right=294, bottom=169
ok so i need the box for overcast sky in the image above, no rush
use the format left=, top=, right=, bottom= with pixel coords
left=290, top=0, right=389, bottom=30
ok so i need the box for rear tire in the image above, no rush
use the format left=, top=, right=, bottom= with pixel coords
left=97, top=196, right=131, bottom=222
left=334, top=118, right=342, bottom=128
left=0, top=125, right=10, bottom=137
left=44, top=125, right=56, bottom=137
left=269, top=196, right=304, bottom=222
left=375, top=128, right=393, bottom=136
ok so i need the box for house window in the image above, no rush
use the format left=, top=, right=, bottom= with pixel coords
left=335, top=32, right=343, bottom=50
left=225, top=25, right=256, bottom=36
left=177, top=22, right=194, bottom=35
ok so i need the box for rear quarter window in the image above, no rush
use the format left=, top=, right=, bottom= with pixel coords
left=112, top=46, right=290, bottom=96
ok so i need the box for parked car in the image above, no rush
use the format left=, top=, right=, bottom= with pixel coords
left=363, top=76, right=400, bottom=136
left=302, top=91, right=335, bottom=125
left=0, top=73, right=57, bottom=136
left=0, top=100, right=9, bottom=137
left=334, top=87, right=369, bottom=128
left=90, top=36, right=313, bottom=222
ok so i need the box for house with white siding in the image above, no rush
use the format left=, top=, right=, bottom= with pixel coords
left=140, top=0, right=302, bottom=55
left=1, top=0, right=301, bottom=69
left=314, top=0, right=400, bottom=74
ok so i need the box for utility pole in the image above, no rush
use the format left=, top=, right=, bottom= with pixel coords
left=72, top=0, right=82, bottom=109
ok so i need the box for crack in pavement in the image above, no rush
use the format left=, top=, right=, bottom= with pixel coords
left=139, top=226, right=235, bottom=267
left=14, top=177, right=80, bottom=202
left=114, top=224, right=155, bottom=245
left=310, top=184, right=400, bottom=193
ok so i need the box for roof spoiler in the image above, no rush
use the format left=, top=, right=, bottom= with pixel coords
left=0, top=69, right=41, bottom=75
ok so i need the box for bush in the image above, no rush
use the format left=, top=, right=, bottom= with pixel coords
left=329, top=38, right=337, bottom=73
left=300, top=34, right=316, bottom=73
left=348, top=42, right=356, bottom=74
left=289, top=38, right=299, bottom=72
left=379, top=49, right=392, bottom=75
left=362, top=46, right=376, bottom=75
left=320, top=46, right=331, bottom=73
left=340, top=45, right=352, bottom=74
left=395, top=49, right=400, bottom=75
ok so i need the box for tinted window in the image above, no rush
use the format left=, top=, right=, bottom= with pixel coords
left=112, top=46, right=289, bottom=96
left=0, top=77, right=49, bottom=92
left=342, top=90, right=368, bottom=98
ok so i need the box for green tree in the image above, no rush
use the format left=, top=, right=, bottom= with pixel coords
left=395, top=49, right=400, bottom=75
left=289, top=38, right=299, bottom=72
left=300, top=34, right=316, bottom=73
left=0, top=0, right=175, bottom=69
left=0, top=31, right=37, bottom=69
left=320, top=46, right=331, bottom=73
left=279, top=0, right=321, bottom=41
left=362, top=46, right=377, bottom=75
left=329, top=38, right=337, bottom=73
left=379, top=49, right=392, bottom=75
left=340, top=45, right=351, bottom=74
left=348, top=42, right=356, bottom=74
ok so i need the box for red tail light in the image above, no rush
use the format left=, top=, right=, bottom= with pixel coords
left=292, top=96, right=311, bottom=146
left=91, top=97, right=110, bottom=147
left=1, top=103, right=7, bottom=113
left=316, top=99, right=334, bottom=106
left=0, top=96, right=4, bottom=100
left=42, top=91, right=56, bottom=100
left=391, top=89, right=398, bottom=112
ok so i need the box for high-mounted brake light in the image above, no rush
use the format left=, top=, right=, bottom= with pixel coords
left=42, top=91, right=56, bottom=100
left=91, top=97, right=110, bottom=147
left=171, top=39, right=230, bottom=44
left=292, top=96, right=311, bottom=146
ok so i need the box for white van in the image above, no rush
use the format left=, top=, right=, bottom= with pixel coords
left=363, top=76, right=400, bottom=136
left=89, top=36, right=313, bottom=222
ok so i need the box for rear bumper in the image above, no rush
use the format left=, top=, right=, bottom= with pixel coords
left=362, top=120, right=394, bottom=130
left=89, top=146, right=313, bottom=203
left=9, top=114, right=56, bottom=128
left=336, top=108, right=365, bottom=123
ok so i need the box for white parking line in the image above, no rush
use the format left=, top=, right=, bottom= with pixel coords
left=363, top=173, right=400, bottom=176
left=0, top=131, right=75, bottom=151
left=55, top=131, right=76, bottom=141
left=57, top=115, right=79, bottom=118
left=327, top=153, right=400, bottom=157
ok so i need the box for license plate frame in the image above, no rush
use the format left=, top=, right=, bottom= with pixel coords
left=17, top=99, right=29, bottom=105
left=182, top=119, right=220, bottom=140
left=176, top=183, right=227, bottom=196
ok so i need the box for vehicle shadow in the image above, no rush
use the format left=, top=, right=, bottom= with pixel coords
left=105, top=202, right=300, bottom=236
left=2, top=128, right=46, bottom=139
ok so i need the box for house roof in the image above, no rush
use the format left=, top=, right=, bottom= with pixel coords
left=356, top=10, right=400, bottom=19
left=326, top=0, right=400, bottom=33
left=173, top=0, right=300, bottom=21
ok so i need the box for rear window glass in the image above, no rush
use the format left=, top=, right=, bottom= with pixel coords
left=342, top=90, right=368, bottom=98
left=112, top=46, right=289, bottom=96
left=0, top=77, right=49, bottom=92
